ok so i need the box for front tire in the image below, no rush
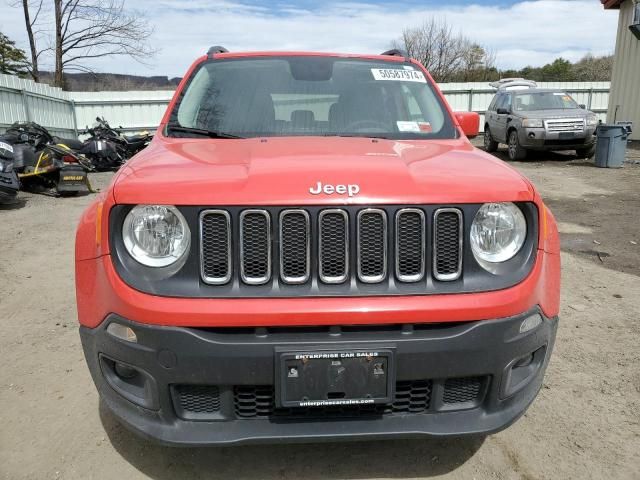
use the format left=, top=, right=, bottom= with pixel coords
left=484, top=126, right=498, bottom=152
left=507, top=130, right=527, bottom=161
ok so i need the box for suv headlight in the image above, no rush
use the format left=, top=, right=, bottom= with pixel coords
left=122, top=205, right=190, bottom=267
left=586, top=115, right=598, bottom=127
left=522, top=118, right=543, bottom=128
left=470, top=203, right=527, bottom=267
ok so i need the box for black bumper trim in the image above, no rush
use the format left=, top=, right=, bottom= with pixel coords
left=80, top=308, right=558, bottom=446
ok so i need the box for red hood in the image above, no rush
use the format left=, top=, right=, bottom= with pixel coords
left=113, top=136, right=534, bottom=205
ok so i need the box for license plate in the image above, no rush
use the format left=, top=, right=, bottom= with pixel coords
left=276, top=348, right=394, bottom=408
left=559, top=132, right=575, bottom=139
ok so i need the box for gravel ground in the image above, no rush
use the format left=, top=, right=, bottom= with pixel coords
left=1, top=145, right=639, bottom=480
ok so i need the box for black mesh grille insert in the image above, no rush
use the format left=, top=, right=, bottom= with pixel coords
left=234, top=385, right=276, bottom=418
left=201, top=212, right=231, bottom=283
left=173, top=385, right=220, bottom=419
left=434, top=209, right=462, bottom=280
left=443, top=376, right=483, bottom=404
left=389, top=380, right=432, bottom=413
left=240, top=211, right=270, bottom=283
left=319, top=210, right=348, bottom=283
left=357, top=210, right=386, bottom=282
left=280, top=211, right=310, bottom=283
left=233, top=380, right=433, bottom=419
left=396, top=210, right=425, bottom=281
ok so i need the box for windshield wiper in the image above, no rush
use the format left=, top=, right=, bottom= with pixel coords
left=166, top=124, right=245, bottom=139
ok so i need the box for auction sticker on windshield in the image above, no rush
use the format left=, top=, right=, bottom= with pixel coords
left=371, top=68, right=426, bottom=83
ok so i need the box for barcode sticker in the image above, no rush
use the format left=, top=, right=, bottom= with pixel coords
left=371, top=68, right=426, bottom=83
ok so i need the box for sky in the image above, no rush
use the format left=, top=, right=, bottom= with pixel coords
left=0, top=0, right=619, bottom=78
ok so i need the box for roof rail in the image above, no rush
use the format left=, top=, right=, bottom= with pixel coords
left=489, top=78, right=538, bottom=91
left=380, top=48, right=408, bottom=58
left=207, top=46, right=229, bottom=56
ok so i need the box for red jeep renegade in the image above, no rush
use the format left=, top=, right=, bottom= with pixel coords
left=76, top=48, right=560, bottom=446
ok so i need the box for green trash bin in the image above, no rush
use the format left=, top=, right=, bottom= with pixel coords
left=594, top=125, right=629, bottom=168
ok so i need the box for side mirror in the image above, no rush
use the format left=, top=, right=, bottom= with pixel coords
left=579, top=104, right=586, bottom=109
left=496, top=108, right=510, bottom=115
left=455, top=112, right=480, bottom=139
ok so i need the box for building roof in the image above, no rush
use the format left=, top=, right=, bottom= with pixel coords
left=601, top=0, right=624, bottom=9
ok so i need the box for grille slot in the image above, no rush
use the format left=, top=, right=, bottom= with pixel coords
left=395, top=209, right=426, bottom=282
left=240, top=210, right=271, bottom=285
left=433, top=208, right=462, bottom=281
left=200, top=210, right=232, bottom=284
left=390, top=380, right=432, bottom=413
left=173, top=385, right=220, bottom=420
left=279, top=210, right=311, bottom=284
left=357, top=209, right=387, bottom=283
left=442, top=376, right=483, bottom=405
left=318, top=209, right=349, bottom=284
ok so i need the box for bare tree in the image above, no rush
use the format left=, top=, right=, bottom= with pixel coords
left=10, top=0, right=46, bottom=82
left=52, top=0, right=156, bottom=88
left=392, top=19, right=473, bottom=82
left=392, top=19, right=497, bottom=83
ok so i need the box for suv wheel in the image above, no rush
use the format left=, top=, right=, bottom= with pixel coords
left=484, top=127, right=498, bottom=152
left=507, top=130, right=527, bottom=161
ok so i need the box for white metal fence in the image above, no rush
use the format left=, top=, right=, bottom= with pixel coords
left=1, top=74, right=611, bottom=138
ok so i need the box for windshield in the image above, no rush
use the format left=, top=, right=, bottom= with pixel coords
left=167, top=56, right=456, bottom=139
left=513, top=92, right=580, bottom=111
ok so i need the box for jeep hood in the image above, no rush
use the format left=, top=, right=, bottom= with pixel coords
left=113, top=136, right=534, bottom=205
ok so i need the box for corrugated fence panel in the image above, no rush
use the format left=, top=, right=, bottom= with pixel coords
left=0, top=74, right=614, bottom=138
left=0, top=73, right=76, bottom=138
left=71, top=91, right=174, bottom=134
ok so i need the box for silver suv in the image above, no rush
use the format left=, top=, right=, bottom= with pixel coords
left=484, top=79, right=598, bottom=160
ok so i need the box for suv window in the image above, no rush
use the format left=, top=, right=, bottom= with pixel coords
left=169, top=56, right=457, bottom=139
left=513, top=92, right=579, bottom=111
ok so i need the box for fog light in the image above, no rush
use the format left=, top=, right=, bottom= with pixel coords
left=514, top=353, right=534, bottom=367
left=114, top=362, right=137, bottom=379
left=107, top=323, right=137, bottom=343
left=520, top=314, right=542, bottom=333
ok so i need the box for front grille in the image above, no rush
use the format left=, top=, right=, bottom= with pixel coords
left=443, top=377, right=484, bottom=405
left=199, top=206, right=463, bottom=288
left=433, top=208, right=463, bottom=281
left=544, top=118, right=585, bottom=133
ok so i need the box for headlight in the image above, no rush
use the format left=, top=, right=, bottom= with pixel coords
left=470, top=202, right=527, bottom=266
left=586, top=115, right=598, bottom=127
left=122, top=205, right=190, bottom=267
left=522, top=118, right=543, bottom=128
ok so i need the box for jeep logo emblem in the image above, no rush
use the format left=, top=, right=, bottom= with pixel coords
left=309, top=181, right=360, bottom=197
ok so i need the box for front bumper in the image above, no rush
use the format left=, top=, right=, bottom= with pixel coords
left=519, top=127, right=596, bottom=150
left=80, top=308, right=558, bottom=446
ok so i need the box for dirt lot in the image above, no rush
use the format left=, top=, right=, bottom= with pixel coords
left=1, top=146, right=639, bottom=480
